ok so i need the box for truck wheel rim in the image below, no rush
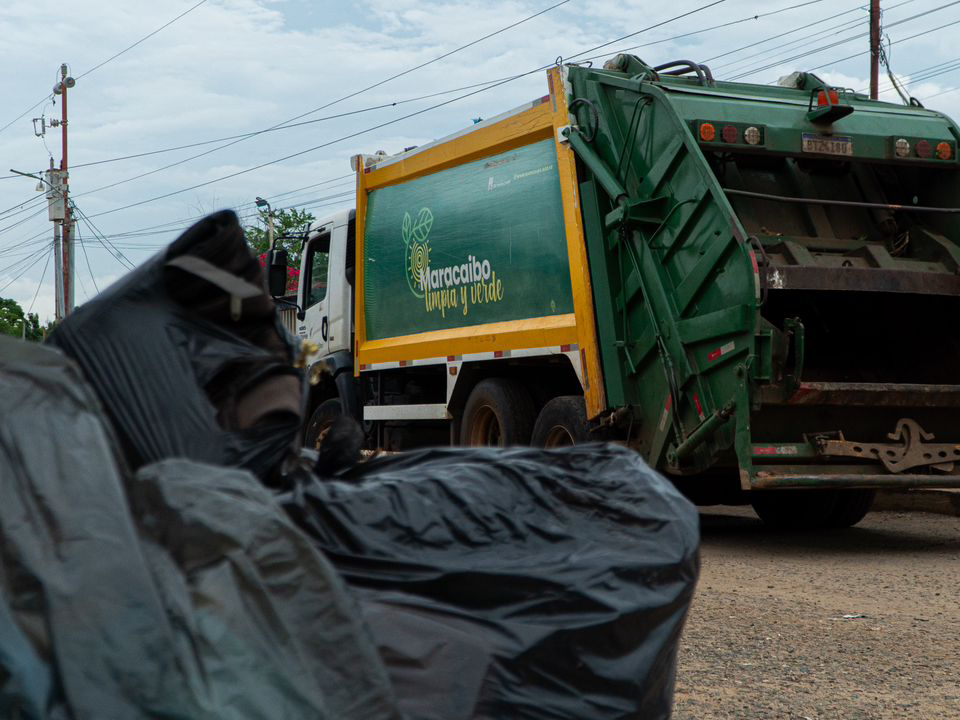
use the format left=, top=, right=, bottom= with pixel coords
left=543, top=424, right=575, bottom=447
left=469, top=405, right=502, bottom=446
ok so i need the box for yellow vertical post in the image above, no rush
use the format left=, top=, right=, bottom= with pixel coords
left=547, top=66, right=607, bottom=419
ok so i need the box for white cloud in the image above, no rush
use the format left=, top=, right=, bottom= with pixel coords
left=2, top=0, right=960, bottom=309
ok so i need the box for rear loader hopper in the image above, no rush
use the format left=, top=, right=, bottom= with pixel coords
left=564, top=55, right=960, bottom=525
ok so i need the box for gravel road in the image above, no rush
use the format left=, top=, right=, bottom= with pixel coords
left=673, top=508, right=960, bottom=720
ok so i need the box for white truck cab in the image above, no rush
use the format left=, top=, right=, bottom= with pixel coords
left=296, top=209, right=354, bottom=357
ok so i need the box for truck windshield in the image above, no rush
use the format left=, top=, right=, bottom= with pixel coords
left=306, top=235, right=329, bottom=307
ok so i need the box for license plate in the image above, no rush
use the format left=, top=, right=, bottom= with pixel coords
left=801, top=133, right=853, bottom=156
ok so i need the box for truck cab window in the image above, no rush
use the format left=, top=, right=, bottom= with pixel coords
left=306, top=235, right=330, bottom=307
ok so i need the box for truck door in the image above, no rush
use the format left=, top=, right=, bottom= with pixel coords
left=301, top=226, right=332, bottom=356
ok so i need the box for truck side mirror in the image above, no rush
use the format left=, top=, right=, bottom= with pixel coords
left=267, top=249, right=288, bottom=298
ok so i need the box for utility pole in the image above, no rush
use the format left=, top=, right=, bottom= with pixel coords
left=870, top=0, right=881, bottom=100
left=9, top=164, right=64, bottom=320
left=53, top=64, right=75, bottom=315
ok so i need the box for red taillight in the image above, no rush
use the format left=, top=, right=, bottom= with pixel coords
left=916, top=140, right=933, bottom=159
left=937, top=141, right=953, bottom=160
left=700, top=123, right=716, bottom=142
left=721, top=125, right=739, bottom=143
left=817, top=89, right=840, bottom=107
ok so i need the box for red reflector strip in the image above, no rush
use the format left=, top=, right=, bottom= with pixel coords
left=447, top=355, right=457, bottom=362
left=560, top=344, right=571, bottom=352
left=708, top=341, right=736, bottom=362
left=359, top=364, right=368, bottom=371
left=399, top=360, right=409, bottom=367
left=694, top=392, right=704, bottom=420
left=658, top=395, right=673, bottom=432
left=754, top=445, right=800, bottom=456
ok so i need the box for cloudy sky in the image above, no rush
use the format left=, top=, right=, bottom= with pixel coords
left=2, top=0, right=958, bottom=321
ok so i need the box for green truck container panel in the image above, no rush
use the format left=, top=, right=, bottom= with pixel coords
left=363, top=139, right=574, bottom=341
left=564, top=57, right=960, bottom=489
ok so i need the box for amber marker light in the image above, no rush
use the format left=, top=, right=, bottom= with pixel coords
left=699, top=122, right=716, bottom=142
left=937, top=141, right=953, bottom=160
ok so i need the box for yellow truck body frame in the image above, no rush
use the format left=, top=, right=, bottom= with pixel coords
left=354, top=68, right=606, bottom=417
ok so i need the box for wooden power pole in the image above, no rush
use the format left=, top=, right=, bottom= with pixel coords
left=870, top=0, right=881, bottom=99
left=54, top=64, right=75, bottom=315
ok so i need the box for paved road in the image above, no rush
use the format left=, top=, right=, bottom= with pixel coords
left=673, top=508, right=960, bottom=720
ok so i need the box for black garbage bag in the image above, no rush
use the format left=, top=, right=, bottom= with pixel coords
left=281, top=444, right=700, bottom=720
left=46, top=209, right=301, bottom=481
left=0, top=338, right=400, bottom=720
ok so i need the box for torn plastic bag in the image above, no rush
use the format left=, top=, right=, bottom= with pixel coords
left=46, top=210, right=301, bottom=481
left=282, top=444, right=700, bottom=720
left=0, top=338, right=399, bottom=719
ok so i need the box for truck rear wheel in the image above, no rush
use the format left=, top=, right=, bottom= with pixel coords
left=531, top=396, right=589, bottom=447
left=303, top=398, right=343, bottom=451
left=461, top=378, right=536, bottom=447
left=824, top=489, right=875, bottom=528
left=749, top=490, right=839, bottom=529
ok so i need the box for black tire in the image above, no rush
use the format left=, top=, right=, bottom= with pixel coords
left=460, top=378, right=537, bottom=447
left=303, top=397, right=343, bottom=451
left=749, top=489, right=839, bottom=529
left=824, top=489, right=875, bottom=528
left=531, top=395, right=589, bottom=447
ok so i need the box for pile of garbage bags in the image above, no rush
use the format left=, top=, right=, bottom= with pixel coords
left=0, top=211, right=700, bottom=719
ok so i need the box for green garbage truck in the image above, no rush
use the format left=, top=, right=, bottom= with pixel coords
left=285, top=56, right=960, bottom=527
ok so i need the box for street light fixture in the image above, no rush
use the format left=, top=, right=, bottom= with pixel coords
left=255, top=196, right=275, bottom=251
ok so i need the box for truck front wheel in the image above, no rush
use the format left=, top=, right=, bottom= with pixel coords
left=460, top=378, right=536, bottom=447
left=531, top=396, right=589, bottom=447
left=303, top=398, right=343, bottom=450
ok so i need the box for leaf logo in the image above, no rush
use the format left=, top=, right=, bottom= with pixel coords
left=403, top=207, right=433, bottom=298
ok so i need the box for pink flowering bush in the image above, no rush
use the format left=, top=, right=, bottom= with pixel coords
left=258, top=252, right=301, bottom=295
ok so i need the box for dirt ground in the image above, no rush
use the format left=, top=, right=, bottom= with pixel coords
left=673, top=508, right=960, bottom=720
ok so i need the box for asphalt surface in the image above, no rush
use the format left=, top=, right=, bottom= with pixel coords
left=673, top=507, right=960, bottom=720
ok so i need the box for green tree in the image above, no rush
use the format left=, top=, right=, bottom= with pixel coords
left=0, top=297, right=52, bottom=341
left=244, top=207, right=314, bottom=269
left=244, top=207, right=314, bottom=296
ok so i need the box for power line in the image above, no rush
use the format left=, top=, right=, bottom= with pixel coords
left=702, top=2, right=869, bottom=64
left=27, top=246, right=52, bottom=314
left=84, top=1, right=726, bottom=221
left=807, top=14, right=960, bottom=73
left=563, top=0, right=725, bottom=61
left=576, top=0, right=826, bottom=65
left=76, top=0, right=209, bottom=80
left=0, top=244, right=52, bottom=296
left=61, top=1, right=568, bottom=207
left=0, top=194, right=47, bottom=221
left=70, top=202, right=135, bottom=270
left=729, top=0, right=960, bottom=79
left=254, top=0, right=571, bottom=135
left=0, top=1, right=209, bottom=141
left=868, top=54, right=960, bottom=94
left=713, top=7, right=871, bottom=73
left=0, top=206, right=49, bottom=237
left=73, top=222, right=100, bottom=296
